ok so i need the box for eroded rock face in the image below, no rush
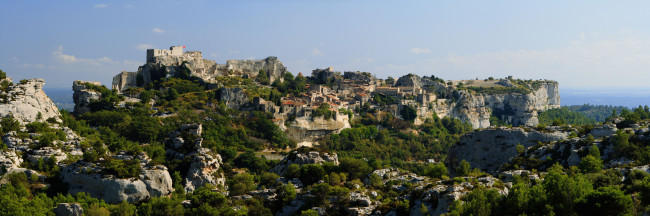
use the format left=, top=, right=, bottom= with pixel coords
left=219, top=87, right=249, bottom=110
left=271, top=151, right=339, bottom=175
left=447, top=82, right=560, bottom=128
left=0, top=150, right=22, bottom=175
left=590, top=124, right=618, bottom=139
left=60, top=161, right=174, bottom=204
left=395, top=73, right=433, bottom=90
left=72, top=80, right=101, bottom=115
left=397, top=74, right=560, bottom=128
left=224, top=56, right=287, bottom=83
left=0, top=78, right=60, bottom=123
left=283, top=114, right=351, bottom=142
left=166, top=123, right=226, bottom=193
left=54, top=203, right=83, bottom=216
left=183, top=148, right=226, bottom=193
left=448, top=127, right=568, bottom=173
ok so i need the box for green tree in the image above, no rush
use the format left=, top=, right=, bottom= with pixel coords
left=257, top=70, right=270, bottom=85
left=457, top=160, right=471, bottom=176
left=575, top=186, right=634, bottom=216
left=516, top=144, right=525, bottom=154
left=425, top=163, right=448, bottom=179
left=300, top=164, right=325, bottom=186
left=339, top=157, right=371, bottom=180
left=228, top=173, right=257, bottom=196
left=276, top=183, right=297, bottom=205
left=110, top=200, right=137, bottom=216
left=285, top=164, right=301, bottom=179
left=260, top=172, right=280, bottom=187
left=579, top=144, right=603, bottom=173
left=542, top=164, right=593, bottom=215
left=400, top=105, right=417, bottom=122
left=0, top=116, right=19, bottom=135
left=310, top=183, right=331, bottom=205
left=369, top=173, right=382, bottom=188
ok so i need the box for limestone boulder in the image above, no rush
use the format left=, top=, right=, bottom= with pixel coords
left=183, top=148, right=226, bottom=193
left=60, top=161, right=173, bottom=204
left=0, top=78, right=60, bottom=123
left=54, top=203, right=83, bottom=216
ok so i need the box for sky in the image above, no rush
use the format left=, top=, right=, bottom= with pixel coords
left=2, top=0, right=650, bottom=90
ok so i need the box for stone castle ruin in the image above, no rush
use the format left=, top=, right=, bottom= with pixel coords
left=146, top=45, right=184, bottom=62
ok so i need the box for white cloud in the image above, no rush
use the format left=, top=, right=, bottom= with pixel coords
left=93, top=4, right=108, bottom=8
left=52, top=46, right=117, bottom=66
left=135, top=44, right=154, bottom=51
left=52, top=46, right=77, bottom=63
left=311, top=48, right=323, bottom=56
left=409, top=48, right=431, bottom=54
left=17, top=63, right=45, bottom=68
left=152, top=28, right=165, bottom=34
left=374, top=36, right=650, bottom=87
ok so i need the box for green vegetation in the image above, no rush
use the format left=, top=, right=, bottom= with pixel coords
left=4, top=65, right=650, bottom=215
left=565, top=104, right=628, bottom=122
left=312, top=103, right=336, bottom=120
left=538, top=107, right=596, bottom=125
left=448, top=164, right=635, bottom=216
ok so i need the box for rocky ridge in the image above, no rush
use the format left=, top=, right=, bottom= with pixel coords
left=0, top=77, right=61, bottom=123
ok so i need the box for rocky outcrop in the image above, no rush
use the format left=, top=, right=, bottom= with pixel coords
left=0, top=78, right=60, bottom=123
left=60, top=160, right=173, bottom=204
left=26, top=147, right=67, bottom=164
left=167, top=123, right=226, bottom=193
left=271, top=150, right=339, bottom=175
left=283, top=114, right=351, bottom=142
left=72, top=81, right=101, bottom=115
left=394, top=74, right=560, bottom=128
left=590, top=124, right=618, bottom=139
left=448, top=127, right=569, bottom=173
left=218, top=87, right=249, bottom=110
left=395, top=73, right=434, bottom=90
left=0, top=150, right=22, bottom=175
left=183, top=148, right=226, bottom=193
left=54, top=203, right=83, bottom=216
left=443, top=81, right=560, bottom=128
left=223, top=56, right=287, bottom=83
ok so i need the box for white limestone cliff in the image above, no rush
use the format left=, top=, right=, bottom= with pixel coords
left=0, top=78, right=61, bottom=123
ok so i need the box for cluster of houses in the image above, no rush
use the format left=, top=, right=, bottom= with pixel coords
left=252, top=67, right=442, bottom=123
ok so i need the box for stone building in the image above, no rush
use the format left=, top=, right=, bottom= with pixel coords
left=146, top=45, right=184, bottom=62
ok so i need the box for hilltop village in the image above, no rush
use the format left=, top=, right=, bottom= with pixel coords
left=107, top=46, right=560, bottom=143
left=1, top=46, right=649, bottom=215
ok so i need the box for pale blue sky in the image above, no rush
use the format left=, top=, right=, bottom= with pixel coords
left=2, top=0, right=650, bottom=89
